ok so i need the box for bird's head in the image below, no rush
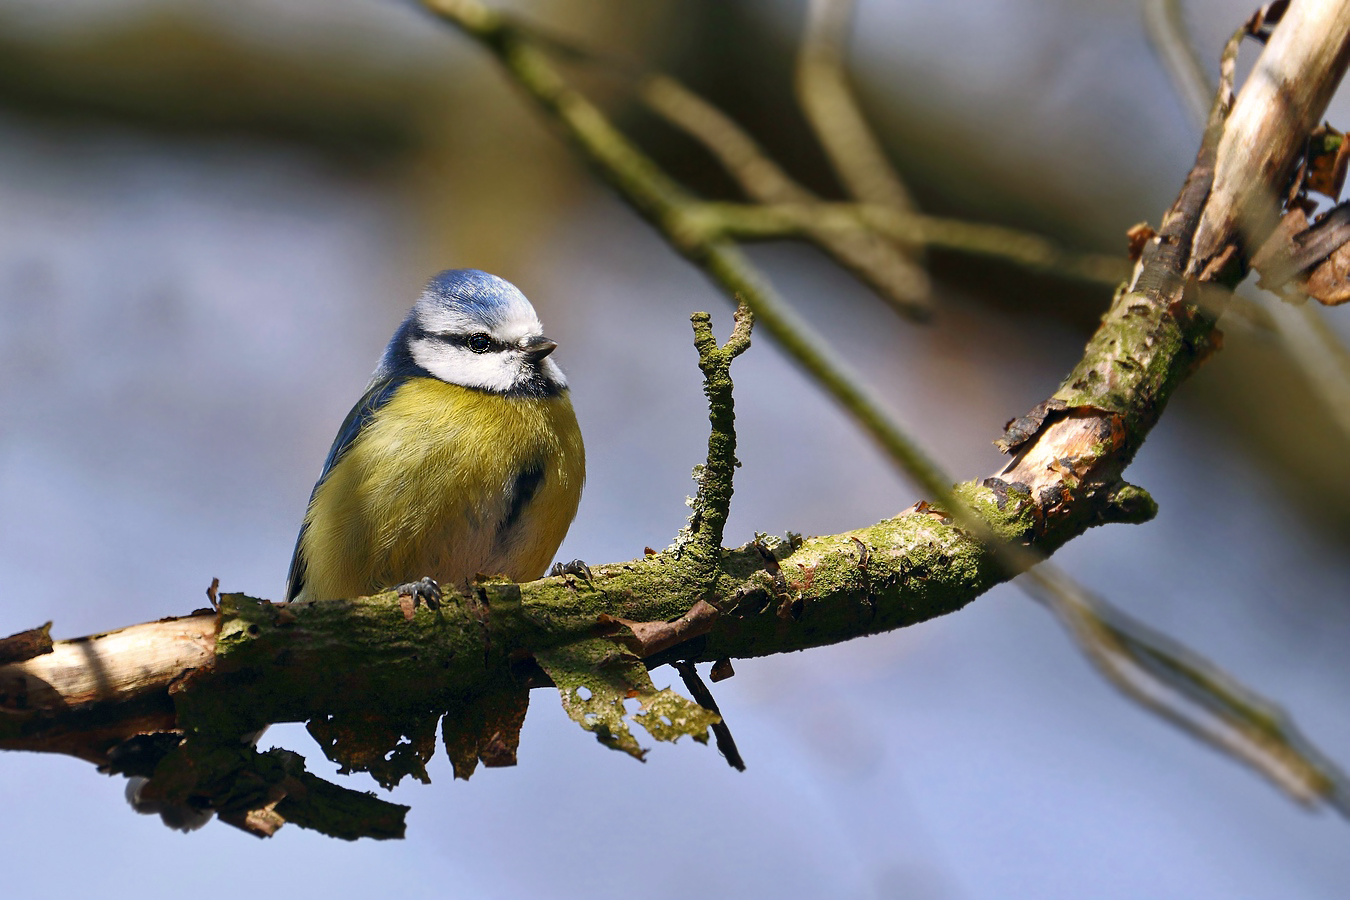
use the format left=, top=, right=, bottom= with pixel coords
left=377, top=269, right=568, bottom=395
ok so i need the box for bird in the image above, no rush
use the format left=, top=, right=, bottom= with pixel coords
left=285, top=268, right=586, bottom=606
left=128, top=269, right=584, bottom=830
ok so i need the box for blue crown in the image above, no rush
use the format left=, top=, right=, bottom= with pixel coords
left=423, top=269, right=528, bottom=322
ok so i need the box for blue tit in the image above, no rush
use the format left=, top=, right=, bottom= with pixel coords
left=285, top=269, right=585, bottom=605
left=130, top=269, right=582, bottom=832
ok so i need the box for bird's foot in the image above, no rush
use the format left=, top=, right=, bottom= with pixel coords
left=396, top=576, right=442, bottom=611
left=549, top=559, right=591, bottom=579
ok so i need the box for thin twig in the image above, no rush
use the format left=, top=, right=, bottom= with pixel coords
left=1021, top=565, right=1350, bottom=816
left=639, top=75, right=809, bottom=206
left=1143, top=0, right=1215, bottom=129
left=796, top=0, right=917, bottom=213
left=683, top=201, right=1128, bottom=286
left=674, top=661, right=745, bottom=771
left=683, top=302, right=754, bottom=562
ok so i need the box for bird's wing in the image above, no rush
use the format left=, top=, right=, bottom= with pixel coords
left=284, top=375, right=407, bottom=602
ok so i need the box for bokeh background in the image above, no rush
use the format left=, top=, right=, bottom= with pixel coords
left=2, top=1, right=1349, bottom=897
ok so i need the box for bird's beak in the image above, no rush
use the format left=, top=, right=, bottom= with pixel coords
left=521, top=336, right=558, bottom=362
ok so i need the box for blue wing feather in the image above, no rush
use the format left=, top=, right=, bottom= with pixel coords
left=284, top=375, right=407, bottom=601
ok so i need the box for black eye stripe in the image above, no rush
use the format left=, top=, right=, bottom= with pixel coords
left=439, top=332, right=502, bottom=353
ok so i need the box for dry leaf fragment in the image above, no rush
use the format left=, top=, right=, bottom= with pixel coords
left=442, top=681, right=530, bottom=779
left=996, top=398, right=1069, bottom=454
left=1126, top=222, right=1156, bottom=262
left=1250, top=203, right=1350, bottom=304
left=1306, top=123, right=1350, bottom=200
left=535, top=637, right=719, bottom=760
left=1303, top=242, right=1350, bottom=305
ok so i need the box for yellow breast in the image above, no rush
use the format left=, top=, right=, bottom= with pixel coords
left=295, top=378, right=584, bottom=602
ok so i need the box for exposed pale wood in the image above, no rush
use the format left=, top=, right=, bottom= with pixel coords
left=0, top=614, right=217, bottom=761
left=1191, top=0, right=1350, bottom=270
left=1, top=614, right=217, bottom=708
left=1000, top=414, right=1121, bottom=496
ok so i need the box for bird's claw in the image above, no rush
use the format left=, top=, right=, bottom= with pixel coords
left=549, top=559, right=591, bottom=579
left=396, top=576, right=442, bottom=611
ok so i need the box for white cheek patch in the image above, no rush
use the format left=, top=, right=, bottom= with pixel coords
left=410, top=338, right=521, bottom=393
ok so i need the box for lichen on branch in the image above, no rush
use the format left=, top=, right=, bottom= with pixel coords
left=676, top=301, right=753, bottom=565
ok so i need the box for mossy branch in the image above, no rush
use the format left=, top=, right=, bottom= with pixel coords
left=680, top=301, right=753, bottom=565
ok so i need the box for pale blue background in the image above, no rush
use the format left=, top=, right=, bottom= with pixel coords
left=1, top=2, right=1347, bottom=898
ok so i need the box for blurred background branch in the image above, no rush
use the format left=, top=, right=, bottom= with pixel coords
left=796, top=0, right=919, bottom=215
left=795, top=0, right=929, bottom=304
left=1022, top=563, right=1350, bottom=817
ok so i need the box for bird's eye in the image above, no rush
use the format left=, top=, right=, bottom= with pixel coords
left=467, top=333, right=492, bottom=353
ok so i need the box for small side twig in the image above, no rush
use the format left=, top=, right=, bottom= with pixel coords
left=1143, top=0, right=1215, bottom=129
left=796, top=0, right=917, bottom=215
left=0, top=622, right=53, bottom=666
left=673, top=660, right=745, bottom=772
left=682, top=301, right=754, bottom=564
left=682, top=201, right=1128, bottom=287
